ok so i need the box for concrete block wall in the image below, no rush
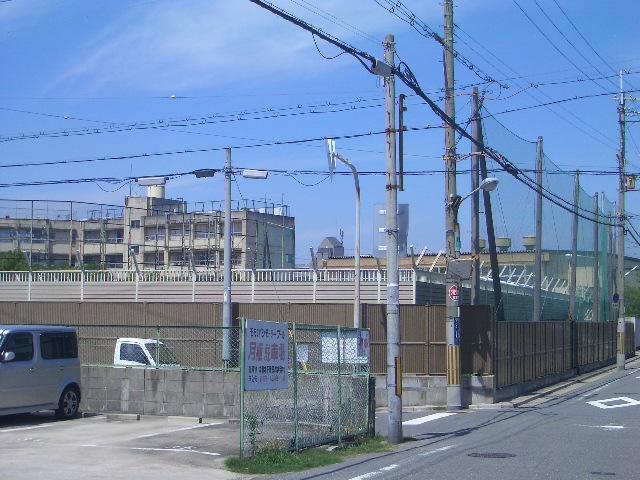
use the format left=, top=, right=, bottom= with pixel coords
left=80, top=366, right=240, bottom=418
left=374, top=374, right=496, bottom=408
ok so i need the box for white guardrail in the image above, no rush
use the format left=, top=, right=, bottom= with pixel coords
left=0, top=268, right=416, bottom=283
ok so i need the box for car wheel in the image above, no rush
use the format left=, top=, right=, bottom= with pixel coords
left=56, top=386, right=80, bottom=419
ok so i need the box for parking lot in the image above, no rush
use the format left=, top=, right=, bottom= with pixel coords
left=0, top=412, right=246, bottom=480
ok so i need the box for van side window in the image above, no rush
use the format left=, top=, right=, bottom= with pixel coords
left=40, top=333, right=78, bottom=360
left=2, top=333, right=34, bottom=362
left=120, top=343, right=149, bottom=365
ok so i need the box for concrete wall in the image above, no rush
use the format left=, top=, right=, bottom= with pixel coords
left=80, top=366, right=240, bottom=418
left=373, top=374, right=496, bottom=408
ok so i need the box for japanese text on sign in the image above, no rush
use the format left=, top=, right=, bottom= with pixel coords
left=244, top=319, right=289, bottom=391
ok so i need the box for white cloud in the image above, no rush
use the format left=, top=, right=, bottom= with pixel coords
left=52, top=0, right=400, bottom=93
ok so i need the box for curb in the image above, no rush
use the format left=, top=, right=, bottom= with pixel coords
left=511, top=354, right=640, bottom=407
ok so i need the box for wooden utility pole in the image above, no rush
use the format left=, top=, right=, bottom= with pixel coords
left=616, top=70, right=626, bottom=369
left=443, top=0, right=462, bottom=410
left=383, top=33, right=403, bottom=444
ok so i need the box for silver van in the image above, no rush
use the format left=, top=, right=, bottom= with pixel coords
left=0, top=325, right=81, bottom=419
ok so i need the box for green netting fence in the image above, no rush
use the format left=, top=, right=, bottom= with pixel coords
left=462, top=109, right=618, bottom=322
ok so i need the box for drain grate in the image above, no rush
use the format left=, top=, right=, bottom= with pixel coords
left=591, top=473, right=616, bottom=477
left=467, top=452, right=516, bottom=459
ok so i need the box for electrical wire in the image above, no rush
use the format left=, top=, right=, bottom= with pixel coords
left=0, top=123, right=444, bottom=170
left=533, top=0, right=616, bottom=90
left=512, top=0, right=610, bottom=93
left=247, top=0, right=619, bottom=227
left=371, top=0, right=508, bottom=88
left=454, top=25, right=617, bottom=149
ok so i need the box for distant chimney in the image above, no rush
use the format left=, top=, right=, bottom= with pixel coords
left=148, top=185, right=165, bottom=199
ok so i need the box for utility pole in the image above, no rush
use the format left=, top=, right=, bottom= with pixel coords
left=569, top=171, right=579, bottom=320
left=443, top=0, right=462, bottom=410
left=475, top=97, right=504, bottom=321
left=222, top=148, right=232, bottom=364
left=533, top=137, right=544, bottom=322
left=384, top=33, right=402, bottom=444
left=593, top=194, right=600, bottom=323
left=616, top=70, right=626, bottom=369
left=471, top=88, right=481, bottom=305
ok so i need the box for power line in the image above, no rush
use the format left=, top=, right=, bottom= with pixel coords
left=533, top=0, right=616, bottom=90
left=550, top=0, right=637, bottom=90
left=454, top=24, right=617, bottom=149
left=0, top=97, right=387, bottom=143
left=481, top=88, right=640, bottom=118
left=512, top=0, right=610, bottom=93
left=371, top=0, right=508, bottom=89
left=247, top=0, right=622, bottom=227
left=0, top=124, right=444, bottom=170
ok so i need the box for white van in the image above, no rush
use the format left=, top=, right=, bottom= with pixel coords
left=0, top=325, right=81, bottom=419
left=113, top=338, right=179, bottom=368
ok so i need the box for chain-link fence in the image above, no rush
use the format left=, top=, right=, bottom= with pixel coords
left=240, top=321, right=371, bottom=457
left=75, top=324, right=240, bottom=370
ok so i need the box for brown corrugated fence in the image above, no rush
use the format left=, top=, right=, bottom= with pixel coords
left=0, top=301, right=634, bottom=385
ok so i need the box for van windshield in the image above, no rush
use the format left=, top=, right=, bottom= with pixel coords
left=145, top=341, right=179, bottom=365
left=0, top=333, right=4, bottom=348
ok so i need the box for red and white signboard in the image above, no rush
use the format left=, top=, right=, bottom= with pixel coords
left=448, top=284, right=459, bottom=302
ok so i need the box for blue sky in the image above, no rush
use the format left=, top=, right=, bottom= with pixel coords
left=1, top=0, right=639, bottom=262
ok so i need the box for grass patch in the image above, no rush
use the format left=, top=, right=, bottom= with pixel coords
left=225, top=436, right=391, bottom=475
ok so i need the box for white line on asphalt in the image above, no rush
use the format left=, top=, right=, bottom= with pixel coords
left=418, top=445, right=456, bottom=456
left=0, top=424, right=54, bottom=433
left=130, top=447, right=221, bottom=456
left=578, top=425, right=625, bottom=430
left=348, top=472, right=381, bottom=480
left=379, top=464, right=399, bottom=471
left=402, top=412, right=456, bottom=426
left=133, top=422, right=224, bottom=439
left=586, top=397, right=640, bottom=409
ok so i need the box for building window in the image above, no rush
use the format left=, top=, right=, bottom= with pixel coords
left=130, top=220, right=140, bottom=229
left=232, top=220, right=242, bottom=236
left=129, top=246, right=139, bottom=255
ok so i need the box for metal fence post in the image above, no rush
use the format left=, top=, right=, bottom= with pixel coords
left=312, top=271, right=317, bottom=303
left=27, top=270, right=32, bottom=302
left=155, top=326, right=160, bottom=366
left=336, top=324, right=342, bottom=444
left=239, top=318, right=245, bottom=458
left=292, top=322, right=299, bottom=450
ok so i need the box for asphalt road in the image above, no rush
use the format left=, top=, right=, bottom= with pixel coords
left=0, top=413, right=242, bottom=480
left=278, top=358, right=640, bottom=480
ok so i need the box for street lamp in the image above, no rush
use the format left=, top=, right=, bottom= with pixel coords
left=326, top=138, right=361, bottom=329
left=446, top=176, right=499, bottom=410
left=196, top=151, right=268, bottom=366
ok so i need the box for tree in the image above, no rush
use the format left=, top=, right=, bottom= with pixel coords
left=0, top=250, right=28, bottom=271
left=626, top=287, right=640, bottom=317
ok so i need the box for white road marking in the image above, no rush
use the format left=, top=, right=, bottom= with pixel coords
left=579, top=425, right=625, bottom=430
left=348, top=472, right=381, bottom=480
left=348, top=464, right=400, bottom=479
left=587, top=396, right=640, bottom=409
left=581, top=385, right=608, bottom=398
left=0, top=424, right=54, bottom=433
left=402, top=412, right=456, bottom=426
left=133, top=421, right=223, bottom=439
left=131, top=447, right=220, bottom=456
left=418, top=445, right=457, bottom=456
